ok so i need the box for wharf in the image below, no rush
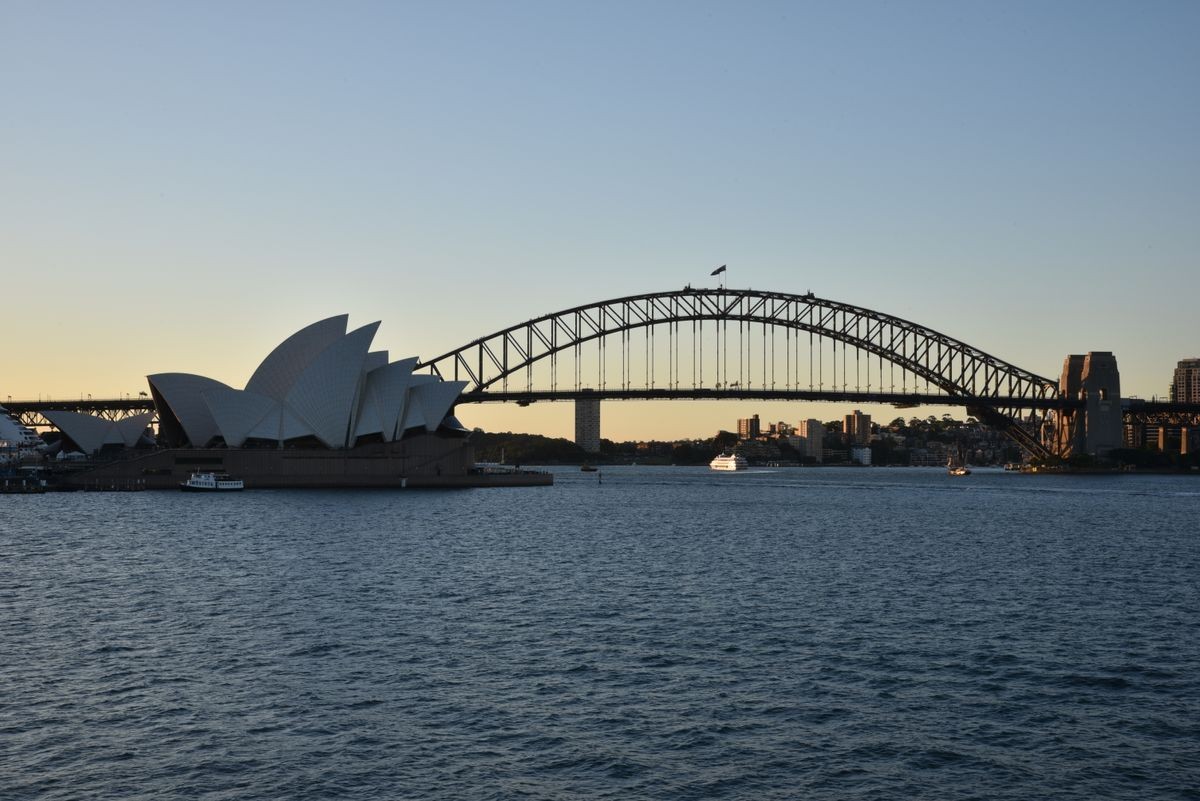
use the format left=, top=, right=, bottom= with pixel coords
left=58, top=444, right=553, bottom=490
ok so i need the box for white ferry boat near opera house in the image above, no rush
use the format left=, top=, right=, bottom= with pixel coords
left=180, top=471, right=244, bottom=492
left=710, top=453, right=749, bottom=471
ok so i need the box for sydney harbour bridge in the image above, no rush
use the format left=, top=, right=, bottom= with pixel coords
left=9, top=288, right=1199, bottom=460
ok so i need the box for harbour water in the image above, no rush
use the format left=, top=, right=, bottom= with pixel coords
left=3, top=467, right=1198, bottom=799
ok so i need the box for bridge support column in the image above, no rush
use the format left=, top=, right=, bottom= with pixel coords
left=574, top=394, right=601, bottom=454
left=1058, top=352, right=1122, bottom=457
left=1157, top=426, right=1169, bottom=452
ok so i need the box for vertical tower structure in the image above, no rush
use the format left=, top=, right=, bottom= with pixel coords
left=737, top=414, right=761, bottom=439
left=575, top=394, right=601, bottom=453
left=843, top=410, right=871, bottom=445
left=797, top=418, right=824, bottom=462
left=1170, top=358, right=1200, bottom=402
left=1057, top=352, right=1122, bottom=457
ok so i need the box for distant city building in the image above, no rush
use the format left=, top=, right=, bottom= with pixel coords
left=843, top=410, right=871, bottom=444
left=737, top=414, right=761, bottom=440
left=796, top=418, right=824, bottom=462
left=822, top=448, right=849, bottom=464
left=575, top=396, right=601, bottom=453
left=850, top=445, right=872, bottom=466
left=1170, top=358, right=1200, bottom=402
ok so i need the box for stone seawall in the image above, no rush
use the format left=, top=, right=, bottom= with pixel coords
left=64, top=434, right=553, bottom=489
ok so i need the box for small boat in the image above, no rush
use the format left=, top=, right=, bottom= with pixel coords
left=710, top=453, right=749, bottom=471
left=580, top=464, right=598, bottom=472
left=947, top=447, right=971, bottom=476
left=180, top=471, right=244, bottom=491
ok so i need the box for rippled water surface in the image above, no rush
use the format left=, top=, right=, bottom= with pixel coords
left=3, top=467, right=1199, bottom=800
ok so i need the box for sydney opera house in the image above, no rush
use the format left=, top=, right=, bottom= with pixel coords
left=61, top=316, right=549, bottom=488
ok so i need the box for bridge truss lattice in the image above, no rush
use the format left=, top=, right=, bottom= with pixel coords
left=420, top=288, right=1064, bottom=457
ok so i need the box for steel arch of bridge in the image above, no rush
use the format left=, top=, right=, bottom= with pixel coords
left=420, top=288, right=1059, bottom=407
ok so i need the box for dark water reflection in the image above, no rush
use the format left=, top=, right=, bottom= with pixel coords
left=3, top=467, right=1198, bottom=799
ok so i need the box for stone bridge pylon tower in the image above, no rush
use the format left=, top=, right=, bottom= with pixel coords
left=1054, top=352, right=1122, bottom=457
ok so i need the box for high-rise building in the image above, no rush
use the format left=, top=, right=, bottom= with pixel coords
left=843, top=410, right=871, bottom=444
left=796, top=418, right=824, bottom=462
left=737, top=414, right=761, bottom=439
left=1170, top=358, right=1200, bottom=402
left=575, top=396, right=601, bottom=453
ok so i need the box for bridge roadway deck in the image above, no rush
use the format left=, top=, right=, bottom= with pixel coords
left=5, top=399, right=155, bottom=414
left=460, top=388, right=1082, bottom=409
left=9, top=394, right=1200, bottom=418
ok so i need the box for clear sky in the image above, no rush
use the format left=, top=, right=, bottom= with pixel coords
left=3, top=1, right=1197, bottom=440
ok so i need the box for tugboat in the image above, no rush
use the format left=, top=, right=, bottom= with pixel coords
left=180, top=471, right=244, bottom=491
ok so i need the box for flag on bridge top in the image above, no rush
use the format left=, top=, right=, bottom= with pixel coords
left=710, top=264, right=727, bottom=276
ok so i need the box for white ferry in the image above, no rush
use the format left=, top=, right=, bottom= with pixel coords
left=180, top=471, right=244, bottom=491
left=709, top=453, right=749, bottom=471
left=1, top=405, right=45, bottom=462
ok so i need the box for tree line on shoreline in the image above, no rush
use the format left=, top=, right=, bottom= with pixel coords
left=471, top=416, right=1200, bottom=470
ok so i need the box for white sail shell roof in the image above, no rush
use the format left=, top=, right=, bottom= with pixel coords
left=285, top=322, right=378, bottom=448
left=246, top=406, right=284, bottom=443
left=146, top=316, right=464, bottom=450
left=397, top=375, right=436, bottom=433
left=410, top=380, right=469, bottom=433
left=202, top=387, right=277, bottom=448
left=354, top=357, right=418, bottom=442
left=115, top=412, right=155, bottom=447
left=364, top=351, right=389, bottom=374
left=245, top=315, right=348, bottom=402
left=148, top=373, right=232, bottom=448
left=43, top=410, right=112, bottom=454
left=44, top=410, right=154, bottom=454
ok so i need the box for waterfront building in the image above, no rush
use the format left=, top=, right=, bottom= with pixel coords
left=796, top=418, right=824, bottom=462
left=1170, top=358, right=1200, bottom=402
left=822, top=448, right=849, bottom=464
left=843, top=410, right=871, bottom=445
left=574, top=396, right=601, bottom=453
left=43, top=316, right=552, bottom=488
left=147, top=315, right=466, bottom=449
left=737, top=414, right=761, bottom=440
left=850, top=445, right=872, bottom=466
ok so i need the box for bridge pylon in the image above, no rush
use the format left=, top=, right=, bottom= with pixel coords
left=1054, top=352, right=1122, bottom=458
left=574, top=392, right=601, bottom=453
